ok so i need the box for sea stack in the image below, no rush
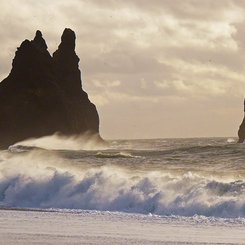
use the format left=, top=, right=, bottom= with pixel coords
left=238, top=98, right=245, bottom=143
left=0, top=28, right=100, bottom=148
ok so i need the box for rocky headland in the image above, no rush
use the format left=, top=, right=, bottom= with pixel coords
left=0, top=28, right=101, bottom=148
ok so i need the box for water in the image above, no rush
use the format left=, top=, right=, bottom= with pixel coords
left=0, top=136, right=245, bottom=219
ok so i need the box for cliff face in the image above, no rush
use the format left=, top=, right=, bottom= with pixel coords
left=238, top=99, right=245, bottom=143
left=0, top=28, right=100, bottom=148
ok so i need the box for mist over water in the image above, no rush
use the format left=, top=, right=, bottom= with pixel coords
left=11, top=133, right=107, bottom=151
left=0, top=136, right=245, bottom=218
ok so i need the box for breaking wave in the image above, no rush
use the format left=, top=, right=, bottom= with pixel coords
left=95, top=151, right=137, bottom=159
left=0, top=149, right=244, bottom=218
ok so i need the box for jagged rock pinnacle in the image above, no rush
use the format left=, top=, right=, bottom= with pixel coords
left=35, top=30, right=42, bottom=38
left=32, top=30, right=48, bottom=50
left=53, top=28, right=81, bottom=95
left=59, top=28, right=76, bottom=51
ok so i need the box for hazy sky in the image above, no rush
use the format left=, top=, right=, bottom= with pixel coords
left=1, top=0, right=245, bottom=139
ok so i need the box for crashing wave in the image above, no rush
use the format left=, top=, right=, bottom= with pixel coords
left=0, top=149, right=244, bottom=218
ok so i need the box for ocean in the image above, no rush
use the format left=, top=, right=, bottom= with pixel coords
left=0, top=136, right=245, bottom=244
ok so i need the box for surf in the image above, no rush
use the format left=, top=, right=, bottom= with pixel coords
left=0, top=138, right=244, bottom=218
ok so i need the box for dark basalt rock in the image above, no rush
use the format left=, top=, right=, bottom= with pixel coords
left=0, top=28, right=100, bottom=148
left=238, top=98, right=245, bottom=143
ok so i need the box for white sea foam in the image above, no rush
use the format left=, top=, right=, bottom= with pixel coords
left=0, top=149, right=244, bottom=218
left=227, top=138, right=236, bottom=143
left=95, top=151, right=138, bottom=158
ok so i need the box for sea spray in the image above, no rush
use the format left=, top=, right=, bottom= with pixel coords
left=0, top=138, right=244, bottom=218
left=11, top=132, right=107, bottom=151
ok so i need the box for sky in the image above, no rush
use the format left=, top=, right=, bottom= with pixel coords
left=1, top=0, right=245, bottom=139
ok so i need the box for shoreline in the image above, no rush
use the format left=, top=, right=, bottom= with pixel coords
left=0, top=209, right=244, bottom=244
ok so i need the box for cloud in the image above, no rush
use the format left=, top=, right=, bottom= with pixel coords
left=1, top=0, right=245, bottom=138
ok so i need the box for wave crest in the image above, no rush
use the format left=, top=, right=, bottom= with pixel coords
left=0, top=150, right=244, bottom=218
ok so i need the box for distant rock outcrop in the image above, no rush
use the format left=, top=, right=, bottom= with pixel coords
left=238, top=99, right=245, bottom=143
left=0, top=28, right=100, bottom=148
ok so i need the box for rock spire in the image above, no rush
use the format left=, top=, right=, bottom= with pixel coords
left=0, top=29, right=101, bottom=148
